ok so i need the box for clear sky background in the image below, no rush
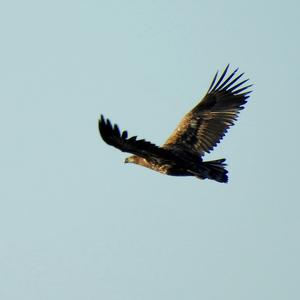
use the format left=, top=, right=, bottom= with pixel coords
left=1, top=0, right=300, bottom=299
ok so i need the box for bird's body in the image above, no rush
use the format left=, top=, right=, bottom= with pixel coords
left=99, top=65, right=252, bottom=183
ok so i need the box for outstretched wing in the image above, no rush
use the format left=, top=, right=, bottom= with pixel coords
left=163, top=65, right=252, bottom=157
left=99, top=115, right=171, bottom=162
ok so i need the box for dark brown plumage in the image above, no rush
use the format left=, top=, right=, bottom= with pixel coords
left=99, top=65, right=252, bottom=183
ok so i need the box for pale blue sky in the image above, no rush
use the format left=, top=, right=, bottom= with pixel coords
left=1, top=0, right=300, bottom=299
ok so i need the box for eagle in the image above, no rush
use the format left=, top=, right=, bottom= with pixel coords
left=99, top=65, right=252, bottom=183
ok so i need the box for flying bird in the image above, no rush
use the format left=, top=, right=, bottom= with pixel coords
left=99, top=65, right=252, bottom=183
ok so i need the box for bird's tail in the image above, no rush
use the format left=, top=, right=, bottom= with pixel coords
left=197, top=159, right=228, bottom=183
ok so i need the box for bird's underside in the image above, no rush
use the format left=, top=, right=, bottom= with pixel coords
left=99, top=65, right=252, bottom=183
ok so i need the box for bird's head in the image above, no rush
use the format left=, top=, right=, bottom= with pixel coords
left=124, top=155, right=137, bottom=164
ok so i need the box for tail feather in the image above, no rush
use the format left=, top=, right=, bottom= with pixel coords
left=199, top=159, right=228, bottom=183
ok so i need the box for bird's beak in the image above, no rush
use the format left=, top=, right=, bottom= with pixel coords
left=124, top=157, right=129, bottom=164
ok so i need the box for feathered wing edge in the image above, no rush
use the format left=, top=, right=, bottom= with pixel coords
left=98, top=115, right=172, bottom=162
left=207, top=64, right=252, bottom=96
left=197, top=64, right=253, bottom=153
